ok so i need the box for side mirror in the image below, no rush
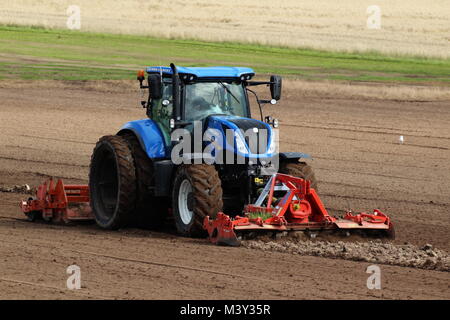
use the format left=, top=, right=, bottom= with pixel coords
left=270, top=75, right=282, bottom=101
left=148, top=74, right=162, bottom=100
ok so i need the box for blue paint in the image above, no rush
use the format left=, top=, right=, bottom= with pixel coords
left=146, top=66, right=255, bottom=79
left=119, top=119, right=167, bottom=159
left=207, top=115, right=276, bottom=159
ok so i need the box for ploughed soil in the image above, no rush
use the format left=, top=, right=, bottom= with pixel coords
left=0, top=80, right=449, bottom=299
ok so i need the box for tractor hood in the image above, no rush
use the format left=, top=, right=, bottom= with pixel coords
left=206, top=115, right=276, bottom=158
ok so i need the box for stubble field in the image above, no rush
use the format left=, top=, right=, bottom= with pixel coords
left=1, top=0, right=449, bottom=58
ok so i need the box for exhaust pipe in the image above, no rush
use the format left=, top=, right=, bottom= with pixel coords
left=170, top=63, right=181, bottom=123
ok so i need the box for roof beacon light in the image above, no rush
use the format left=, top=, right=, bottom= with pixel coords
left=137, top=70, right=145, bottom=87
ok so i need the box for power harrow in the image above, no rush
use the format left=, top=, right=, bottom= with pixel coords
left=203, top=173, right=394, bottom=246
left=19, top=179, right=93, bottom=223
left=20, top=174, right=394, bottom=246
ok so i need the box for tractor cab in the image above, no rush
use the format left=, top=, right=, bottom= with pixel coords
left=137, top=64, right=282, bottom=159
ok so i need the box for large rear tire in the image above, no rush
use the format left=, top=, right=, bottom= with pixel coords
left=89, top=135, right=136, bottom=230
left=172, top=164, right=223, bottom=236
left=280, top=161, right=318, bottom=191
left=121, top=132, right=168, bottom=228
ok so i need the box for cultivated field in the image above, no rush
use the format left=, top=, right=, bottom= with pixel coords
left=1, top=0, right=449, bottom=58
left=0, top=0, right=449, bottom=301
left=0, top=80, right=449, bottom=299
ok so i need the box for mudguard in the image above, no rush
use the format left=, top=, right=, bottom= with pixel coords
left=279, top=152, right=311, bottom=161
left=118, top=119, right=167, bottom=159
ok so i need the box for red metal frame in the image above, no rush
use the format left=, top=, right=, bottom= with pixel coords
left=19, top=179, right=93, bottom=223
left=203, top=173, right=393, bottom=245
left=20, top=175, right=393, bottom=245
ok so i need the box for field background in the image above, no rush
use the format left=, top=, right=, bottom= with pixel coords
left=1, top=0, right=449, bottom=59
left=0, top=0, right=449, bottom=90
left=0, top=25, right=449, bottom=88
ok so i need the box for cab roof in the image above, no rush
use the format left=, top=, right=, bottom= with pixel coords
left=146, top=66, right=255, bottom=79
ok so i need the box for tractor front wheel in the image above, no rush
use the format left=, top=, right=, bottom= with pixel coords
left=172, top=164, right=223, bottom=237
left=89, top=135, right=137, bottom=230
left=280, top=161, right=318, bottom=191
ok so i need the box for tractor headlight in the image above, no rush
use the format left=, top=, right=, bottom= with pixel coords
left=181, top=74, right=196, bottom=82
left=240, top=74, right=254, bottom=81
left=234, top=133, right=249, bottom=154
left=273, top=118, right=279, bottom=128
left=267, top=132, right=277, bottom=154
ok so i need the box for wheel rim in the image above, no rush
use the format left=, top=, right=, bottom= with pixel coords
left=178, top=179, right=194, bottom=225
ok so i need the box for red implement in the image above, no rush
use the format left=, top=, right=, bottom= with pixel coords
left=19, top=179, right=93, bottom=223
left=203, top=173, right=394, bottom=246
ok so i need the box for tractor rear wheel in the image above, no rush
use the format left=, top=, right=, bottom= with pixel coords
left=172, top=164, right=223, bottom=237
left=280, top=161, right=318, bottom=191
left=121, top=132, right=168, bottom=229
left=89, top=135, right=136, bottom=230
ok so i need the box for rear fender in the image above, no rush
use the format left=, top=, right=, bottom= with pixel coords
left=279, top=152, right=311, bottom=162
left=118, top=119, right=167, bottom=159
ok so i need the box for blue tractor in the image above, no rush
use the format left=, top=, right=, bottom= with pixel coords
left=89, top=64, right=317, bottom=236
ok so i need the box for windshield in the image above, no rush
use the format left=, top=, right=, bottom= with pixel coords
left=184, top=82, right=248, bottom=121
